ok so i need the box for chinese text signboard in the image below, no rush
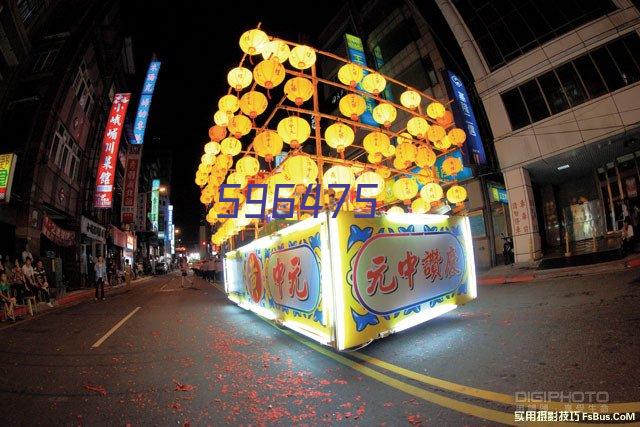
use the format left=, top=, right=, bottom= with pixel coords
left=0, top=153, right=17, bottom=203
left=132, top=61, right=161, bottom=145
left=121, top=145, right=142, bottom=223
left=345, top=34, right=377, bottom=127
left=94, top=93, right=131, bottom=208
left=149, top=179, right=160, bottom=232
left=42, top=215, right=75, bottom=247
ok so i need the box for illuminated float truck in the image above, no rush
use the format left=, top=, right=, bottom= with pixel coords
left=197, top=27, right=477, bottom=350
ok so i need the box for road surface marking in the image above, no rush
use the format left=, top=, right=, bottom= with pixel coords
left=91, top=307, right=141, bottom=349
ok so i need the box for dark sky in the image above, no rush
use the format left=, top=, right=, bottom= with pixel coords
left=121, top=1, right=343, bottom=245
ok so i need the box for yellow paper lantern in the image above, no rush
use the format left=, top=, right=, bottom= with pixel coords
left=337, top=63, right=363, bottom=87
left=227, top=171, right=247, bottom=188
left=200, top=192, right=213, bottom=205
left=448, top=128, right=467, bottom=146
left=289, top=45, right=316, bottom=70
left=253, top=58, right=286, bottom=89
left=239, top=29, right=268, bottom=55
left=363, top=131, right=390, bottom=154
left=368, top=152, right=383, bottom=164
left=415, top=167, right=435, bottom=185
left=407, top=117, right=430, bottom=139
left=426, top=102, right=446, bottom=119
left=261, top=40, right=290, bottom=62
left=393, top=178, right=418, bottom=203
left=355, top=171, right=384, bottom=197
left=283, top=155, right=318, bottom=186
left=447, top=185, right=467, bottom=204
left=284, top=77, right=314, bottom=106
left=377, top=166, right=391, bottom=179
left=215, top=154, right=233, bottom=170
left=206, top=208, right=218, bottom=224
left=400, top=90, right=421, bottom=109
left=386, top=206, right=405, bottom=215
left=204, top=141, right=221, bottom=155
left=339, top=94, right=366, bottom=121
left=383, top=144, right=395, bottom=158
left=420, top=182, right=443, bottom=203
left=372, top=103, right=397, bottom=127
left=201, top=153, right=216, bottom=165
left=253, top=130, right=283, bottom=162
left=396, top=132, right=413, bottom=145
left=362, top=72, right=386, bottom=94
left=323, top=165, right=354, bottom=190
left=427, top=124, right=446, bottom=142
left=442, top=156, right=463, bottom=176
left=227, top=67, right=252, bottom=91
left=395, top=142, right=418, bottom=162
left=393, top=157, right=409, bottom=170
left=197, top=163, right=211, bottom=173
left=239, top=91, right=268, bottom=118
left=208, top=125, right=227, bottom=142
left=436, top=111, right=454, bottom=127
left=268, top=172, right=295, bottom=197
left=236, top=156, right=260, bottom=177
left=277, top=116, right=310, bottom=149
left=218, top=94, right=240, bottom=114
left=220, top=137, right=242, bottom=156
left=324, top=122, right=354, bottom=152
left=411, top=198, right=428, bottom=214
left=213, top=110, right=231, bottom=127
left=433, top=135, right=452, bottom=151
left=228, top=114, right=252, bottom=138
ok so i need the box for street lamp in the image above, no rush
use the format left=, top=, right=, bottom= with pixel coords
left=175, top=227, right=181, bottom=235
left=159, top=186, right=167, bottom=194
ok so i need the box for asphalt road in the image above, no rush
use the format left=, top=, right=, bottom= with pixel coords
left=0, top=269, right=639, bottom=425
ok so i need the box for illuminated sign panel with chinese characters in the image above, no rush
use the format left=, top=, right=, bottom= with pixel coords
left=344, top=34, right=377, bottom=127
left=132, top=61, right=161, bottom=145
left=225, top=211, right=476, bottom=350
left=94, top=93, right=131, bottom=208
left=150, top=179, right=160, bottom=232
left=0, top=153, right=17, bottom=203
left=121, top=145, right=142, bottom=223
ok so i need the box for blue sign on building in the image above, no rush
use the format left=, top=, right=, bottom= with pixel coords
left=435, top=149, right=474, bottom=182
left=345, top=34, right=377, bottom=127
left=447, top=70, right=487, bottom=165
left=132, top=61, right=161, bottom=145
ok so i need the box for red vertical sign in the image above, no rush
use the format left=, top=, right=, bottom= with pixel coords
left=121, top=144, right=142, bottom=223
left=94, top=93, right=131, bottom=208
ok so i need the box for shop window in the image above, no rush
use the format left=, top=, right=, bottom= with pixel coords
left=537, top=71, right=569, bottom=114
left=519, top=80, right=549, bottom=123
left=555, top=63, right=588, bottom=107
left=606, top=38, right=640, bottom=87
left=50, top=121, right=80, bottom=180
left=573, top=55, right=607, bottom=99
left=72, top=60, right=95, bottom=117
left=590, top=47, right=625, bottom=92
left=501, top=88, right=530, bottom=130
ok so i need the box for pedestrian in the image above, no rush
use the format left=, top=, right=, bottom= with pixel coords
left=0, top=272, right=16, bottom=322
left=34, top=260, right=53, bottom=307
left=623, top=216, right=635, bottom=254
left=94, top=256, right=107, bottom=300
left=124, top=259, right=133, bottom=286
left=21, top=258, right=38, bottom=300
left=179, top=257, right=191, bottom=288
left=215, top=256, right=223, bottom=283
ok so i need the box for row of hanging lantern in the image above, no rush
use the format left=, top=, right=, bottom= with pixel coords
left=195, top=28, right=470, bottom=245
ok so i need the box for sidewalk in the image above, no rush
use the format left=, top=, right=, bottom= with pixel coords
left=0, top=275, right=154, bottom=323
left=478, top=253, right=640, bottom=285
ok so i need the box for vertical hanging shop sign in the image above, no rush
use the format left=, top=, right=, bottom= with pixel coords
left=94, top=93, right=131, bottom=208
left=0, top=153, right=17, bottom=203
left=168, top=204, right=174, bottom=255
left=132, top=61, right=161, bottom=145
left=121, top=144, right=142, bottom=223
left=344, top=34, right=377, bottom=127
left=149, top=179, right=160, bottom=232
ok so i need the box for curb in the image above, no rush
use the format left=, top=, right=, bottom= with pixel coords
left=478, top=274, right=534, bottom=286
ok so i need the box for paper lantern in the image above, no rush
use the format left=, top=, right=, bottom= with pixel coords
left=227, top=67, right=252, bottom=91
left=268, top=172, right=295, bottom=197
left=433, top=135, right=452, bottom=151
left=420, top=182, right=443, bottom=203
left=236, top=156, right=260, bottom=177
left=227, top=172, right=247, bottom=189
left=377, top=166, right=391, bottom=179
left=337, top=63, right=363, bottom=87
left=323, top=165, right=354, bottom=190
left=363, top=131, right=390, bottom=154
left=393, top=157, right=408, bottom=170
left=355, top=171, right=384, bottom=197
left=218, top=94, right=240, bottom=114
left=400, top=90, right=421, bottom=109
left=368, top=152, right=383, bottom=164
left=253, top=58, right=285, bottom=89
left=372, top=103, right=397, bottom=127
left=277, top=116, right=310, bottom=149
left=201, top=153, right=216, bottom=165
left=427, top=124, right=446, bottom=142
left=253, top=130, right=283, bottom=162
left=200, top=192, right=213, bottom=205
left=206, top=208, right=218, bottom=224
left=448, top=128, right=467, bottom=146
left=208, top=125, right=227, bottom=142
left=239, top=91, right=268, bottom=118
left=441, top=156, right=463, bottom=176
left=447, top=185, right=467, bottom=204
left=213, top=110, right=231, bottom=127
left=407, top=117, right=430, bottom=139
left=339, top=94, right=366, bottom=121
left=386, top=206, right=405, bottom=215
left=396, top=132, right=413, bottom=145
left=362, top=72, right=386, bottom=94
left=289, top=45, right=316, bottom=70
left=283, top=155, right=318, bottom=185
left=284, top=77, right=314, bottom=106
left=197, top=163, right=211, bottom=173
left=393, top=178, right=418, bottom=203
left=415, top=167, right=435, bottom=184
left=324, top=122, right=354, bottom=153
left=436, top=111, right=454, bottom=127
left=395, top=142, right=418, bottom=163
left=215, top=154, right=234, bottom=170
left=204, top=141, right=221, bottom=155
left=228, top=114, right=252, bottom=138
left=239, top=29, right=268, bottom=55
left=383, top=144, right=395, bottom=158
left=411, top=198, right=428, bottom=214
left=261, top=40, right=290, bottom=62
left=220, top=137, right=242, bottom=156
left=426, top=102, right=446, bottom=119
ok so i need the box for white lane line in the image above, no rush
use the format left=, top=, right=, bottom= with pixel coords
left=91, top=306, right=141, bottom=349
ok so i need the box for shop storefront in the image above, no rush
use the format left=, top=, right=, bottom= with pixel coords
left=41, top=214, right=75, bottom=287
left=109, top=225, right=127, bottom=269
left=80, top=216, right=106, bottom=284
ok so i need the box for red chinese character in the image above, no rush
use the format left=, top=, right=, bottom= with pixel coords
left=397, top=251, right=419, bottom=290
left=421, top=249, right=443, bottom=282
left=444, top=246, right=461, bottom=278
left=287, top=256, right=309, bottom=301
left=272, top=258, right=285, bottom=299
left=365, top=255, right=398, bottom=296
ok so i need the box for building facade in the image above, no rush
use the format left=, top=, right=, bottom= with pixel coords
left=436, top=0, right=640, bottom=262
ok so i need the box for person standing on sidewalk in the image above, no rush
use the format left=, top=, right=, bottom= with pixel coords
left=124, top=259, right=133, bottom=286
left=179, top=257, right=191, bottom=288
left=34, top=260, right=53, bottom=307
left=94, top=257, right=107, bottom=300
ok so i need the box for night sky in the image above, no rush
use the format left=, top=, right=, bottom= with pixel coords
left=122, top=1, right=343, bottom=245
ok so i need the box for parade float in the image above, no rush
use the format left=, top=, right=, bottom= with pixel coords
left=194, top=26, right=477, bottom=350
